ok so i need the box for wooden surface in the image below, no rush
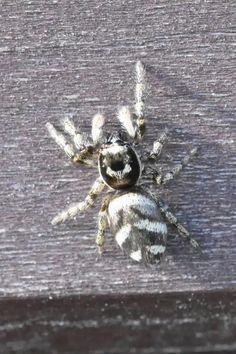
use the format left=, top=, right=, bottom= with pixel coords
left=1, top=291, right=236, bottom=354
left=0, top=0, right=235, bottom=353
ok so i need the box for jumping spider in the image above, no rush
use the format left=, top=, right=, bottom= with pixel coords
left=46, top=61, right=200, bottom=264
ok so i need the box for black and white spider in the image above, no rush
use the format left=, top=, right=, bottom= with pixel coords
left=46, top=61, right=200, bottom=264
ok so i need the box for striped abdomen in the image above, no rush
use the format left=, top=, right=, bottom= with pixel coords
left=107, top=188, right=167, bottom=263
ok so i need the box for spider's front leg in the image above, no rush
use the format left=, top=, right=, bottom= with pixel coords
left=156, top=196, right=200, bottom=251
left=134, top=60, right=146, bottom=141
left=153, top=147, right=198, bottom=185
left=51, top=177, right=106, bottom=225
left=116, top=61, right=146, bottom=144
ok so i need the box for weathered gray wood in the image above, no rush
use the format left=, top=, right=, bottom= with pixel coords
left=1, top=0, right=235, bottom=297
left=0, top=0, right=235, bottom=352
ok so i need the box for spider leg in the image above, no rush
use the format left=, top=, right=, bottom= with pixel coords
left=116, top=61, right=146, bottom=142
left=46, top=122, right=96, bottom=167
left=140, top=129, right=169, bottom=165
left=46, top=122, right=76, bottom=159
left=96, top=195, right=112, bottom=254
left=156, top=197, right=200, bottom=251
left=91, top=113, right=106, bottom=145
left=117, top=106, right=136, bottom=139
left=62, top=116, right=91, bottom=150
left=153, top=147, right=198, bottom=185
left=134, top=60, right=146, bottom=141
left=51, top=177, right=106, bottom=225
left=148, top=129, right=169, bottom=161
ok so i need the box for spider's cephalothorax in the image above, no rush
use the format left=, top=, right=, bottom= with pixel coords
left=46, top=61, right=200, bottom=264
left=98, top=136, right=141, bottom=190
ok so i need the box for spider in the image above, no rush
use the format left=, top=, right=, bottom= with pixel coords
left=46, top=61, right=200, bottom=264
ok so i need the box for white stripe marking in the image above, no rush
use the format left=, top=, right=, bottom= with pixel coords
left=130, top=249, right=142, bottom=262
left=146, top=245, right=166, bottom=255
left=115, top=224, right=132, bottom=247
left=134, top=220, right=167, bottom=234
left=103, top=144, right=127, bottom=155
left=108, top=194, right=157, bottom=218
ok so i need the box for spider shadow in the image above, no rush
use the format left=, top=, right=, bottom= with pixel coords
left=146, top=64, right=235, bottom=128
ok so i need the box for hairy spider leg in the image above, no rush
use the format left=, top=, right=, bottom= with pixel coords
left=91, top=113, right=106, bottom=145
left=156, top=197, right=200, bottom=250
left=96, top=195, right=112, bottom=254
left=153, top=147, right=198, bottom=185
left=46, top=121, right=96, bottom=167
left=134, top=60, right=146, bottom=141
left=51, top=177, right=106, bottom=225
left=148, top=129, right=169, bottom=161
left=117, top=106, right=136, bottom=140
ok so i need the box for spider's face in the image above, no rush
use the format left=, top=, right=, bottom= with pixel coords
left=98, top=137, right=141, bottom=190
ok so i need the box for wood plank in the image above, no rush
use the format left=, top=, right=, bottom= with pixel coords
left=1, top=0, right=235, bottom=296
left=1, top=291, right=236, bottom=353
left=0, top=0, right=235, bottom=351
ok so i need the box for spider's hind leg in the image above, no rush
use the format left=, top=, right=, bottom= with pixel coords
left=157, top=197, right=200, bottom=251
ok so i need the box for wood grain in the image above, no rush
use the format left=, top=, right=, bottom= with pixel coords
left=1, top=291, right=236, bottom=354
left=0, top=0, right=235, bottom=352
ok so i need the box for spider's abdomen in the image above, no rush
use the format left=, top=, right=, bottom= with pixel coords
left=107, top=188, right=167, bottom=263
